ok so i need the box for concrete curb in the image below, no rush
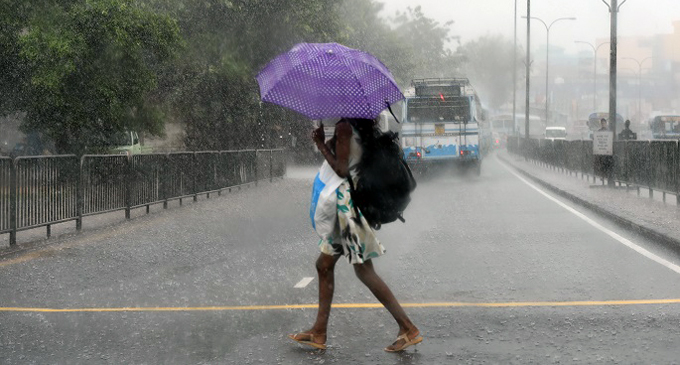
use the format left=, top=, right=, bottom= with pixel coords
left=498, top=153, right=680, bottom=251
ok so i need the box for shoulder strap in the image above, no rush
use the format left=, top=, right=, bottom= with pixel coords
left=346, top=177, right=377, bottom=228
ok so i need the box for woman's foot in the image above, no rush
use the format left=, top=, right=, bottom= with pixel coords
left=288, top=331, right=327, bottom=350
left=384, top=326, right=422, bottom=352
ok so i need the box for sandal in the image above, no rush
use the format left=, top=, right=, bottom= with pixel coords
left=384, top=331, right=423, bottom=352
left=288, top=332, right=327, bottom=350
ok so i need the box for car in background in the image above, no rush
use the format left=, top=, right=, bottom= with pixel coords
left=491, top=132, right=506, bottom=149
left=108, top=130, right=142, bottom=156
left=544, top=126, right=567, bottom=141
left=9, top=142, right=40, bottom=158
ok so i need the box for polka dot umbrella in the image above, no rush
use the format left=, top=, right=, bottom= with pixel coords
left=256, top=42, right=404, bottom=120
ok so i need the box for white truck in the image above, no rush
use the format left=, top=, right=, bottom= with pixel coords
left=544, top=126, right=567, bottom=141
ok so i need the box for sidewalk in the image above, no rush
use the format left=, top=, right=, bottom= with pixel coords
left=498, top=150, right=680, bottom=250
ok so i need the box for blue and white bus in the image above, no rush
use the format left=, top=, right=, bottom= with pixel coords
left=649, top=115, right=680, bottom=139
left=400, top=78, right=489, bottom=175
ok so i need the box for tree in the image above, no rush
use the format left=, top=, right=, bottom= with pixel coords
left=168, top=0, right=461, bottom=150
left=4, top=0, right=182, bottom=154
left=0, top=0, right=32, bottom=115
left=456, top=35, right=522, bottom=110
left=334, top=0, right=416, bottom=87
left=390, top=6, right=461, bottom=83
left=146, top=0, right=343, bottom=150
left=2, top=0, right=461, bottom=154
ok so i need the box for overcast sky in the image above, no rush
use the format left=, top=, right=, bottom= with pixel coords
left=381, top=0, right=680, bottom=54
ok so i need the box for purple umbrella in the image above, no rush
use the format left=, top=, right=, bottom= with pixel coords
left=256, top=42, right=403, bottom=120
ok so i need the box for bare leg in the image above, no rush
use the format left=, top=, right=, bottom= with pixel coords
left=353, top=260, right=420, bottom=351
left=290, top=253, right=341, bottom=346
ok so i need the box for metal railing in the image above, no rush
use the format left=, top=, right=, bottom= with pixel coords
left=508, top=137, right=680, bottom=202
left=1, top=157, right=12, bottom=236
left=0, top=149, right=286, bottom=246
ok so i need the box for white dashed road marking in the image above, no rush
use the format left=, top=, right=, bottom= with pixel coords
left=294, top=277, right=315, bottom=288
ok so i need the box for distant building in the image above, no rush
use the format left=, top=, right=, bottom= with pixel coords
left=591, top=20, right=680, bottom=124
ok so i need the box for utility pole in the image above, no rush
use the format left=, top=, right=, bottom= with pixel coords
left=604, top=0, right=628, bottom=139
left=525, top=0, right=531, bottom=139
left=609, top=0, right=618, bottom=140
left=513, top=0, right=517, bottom=136
left=602, top=0, right=627, bottom=186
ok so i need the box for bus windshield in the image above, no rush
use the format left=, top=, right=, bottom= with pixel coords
left=406, top=97, right=470, bottom=124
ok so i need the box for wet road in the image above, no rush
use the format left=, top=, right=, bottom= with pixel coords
left=1, top=154, right=680, bottom=364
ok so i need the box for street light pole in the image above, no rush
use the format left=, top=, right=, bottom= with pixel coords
left=575, top=41, right=610, bottom=112
left=513, top=0, right=517, bottom=136
left=523, top=16, right=576, bottom=127
left=525, top=0, right=531, bottom=139
left=602, top=0, right=627, bottom=187
left=609, top=0, right=618, bottom=139
left=622, top=56, right=653, bottom=123
left=602, top=0, right=628, bottom=139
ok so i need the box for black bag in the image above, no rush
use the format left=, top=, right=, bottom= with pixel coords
left=348, top=121, right=417, bottom=229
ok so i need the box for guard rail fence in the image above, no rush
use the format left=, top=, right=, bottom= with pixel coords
left=507, top=137, right=680, bottom=204
left=0, top=149, right=286, bottom=246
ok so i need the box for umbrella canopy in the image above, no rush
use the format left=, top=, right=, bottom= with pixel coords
left=256, top=42, right=403, bottom=120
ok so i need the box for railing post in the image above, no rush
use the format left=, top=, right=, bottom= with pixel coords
left=193, top=152, right=198, bottom=202
left=9, top=159, right=16, bottom=246
left=125, top=156, right=132, bottom=219
left=270, top=150, right=274, bottom=183
left=621, top=141, right=627, bottom=184
left=162, top=153, right=169, bottom=209
left=76, top=156, right=83, bottom=231
left=254, top=150, right=259, bottom=186
left=648, top=141, right=653, bottom=199
left=676, top=141, right=680, bottom=206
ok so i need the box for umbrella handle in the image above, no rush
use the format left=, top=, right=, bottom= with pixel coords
left=385, top=102, right=401, bottom=124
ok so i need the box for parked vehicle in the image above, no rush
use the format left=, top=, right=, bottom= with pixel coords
left=544, top=126, right=567, bottom=141
left=108, top=130, right=143, bottom=156
left=9, top=142, right=35, bottom=158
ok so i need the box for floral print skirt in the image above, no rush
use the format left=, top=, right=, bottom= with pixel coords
left=318, top=180, right=386, bottom=264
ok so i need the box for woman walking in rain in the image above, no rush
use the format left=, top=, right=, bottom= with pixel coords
left=287, top=118, right=422, bottom=352
left=255, top=42, right=419, bottom=351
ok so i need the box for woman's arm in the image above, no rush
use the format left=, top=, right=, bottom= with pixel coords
left=313, top=121, right=351, bottom=178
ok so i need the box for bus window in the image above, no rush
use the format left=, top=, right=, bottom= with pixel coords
left=406, top=97, right=471, bottom=123
left=650, top=115, right=680, bottom=138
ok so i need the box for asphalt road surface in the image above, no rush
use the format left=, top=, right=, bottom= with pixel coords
left=1, top=154, right=679, bottom=364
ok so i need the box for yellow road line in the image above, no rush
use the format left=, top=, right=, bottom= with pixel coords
left=3, top=299, right=680, bottom=313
